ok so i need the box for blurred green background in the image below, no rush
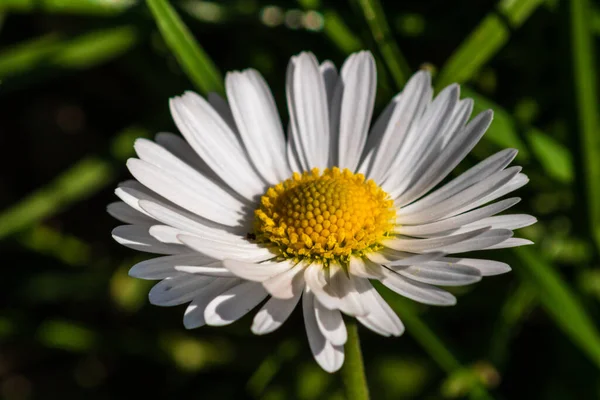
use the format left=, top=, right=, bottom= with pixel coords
left=1, top=0, right=600, bottom=398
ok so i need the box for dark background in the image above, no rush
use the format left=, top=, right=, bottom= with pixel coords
left=0, top=0, right=599, bottom=399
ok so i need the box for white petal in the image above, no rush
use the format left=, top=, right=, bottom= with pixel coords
left=222, top=259, right=294, bottom=282
left=361, top=71, right=432, bottom=182
left=392, top=109, right=493, bottom=203
left=174, top=262, right=235, bottom=277
left=366, top=249, right=445, bottom=266
left=440, top=98, right=474, bottom=148
left=154, top=132, right=216, bottom=180
left=134, top=138, right=247, bottom=207
left=169, top=92, right=266, bottom=199
left=252, top=289, right=303, bottom=335
left=454, top=173, right=529, bottom=215
left=320, top=61, right=338, bottom=107
left=397, top=262, right=481, bottom=286
left=442, top=257, right=511, bottom=276
left=183, top=278, right=240, bottom=329
left=304, top=263, right=340, bottom=310
left=348, top=256, right=384, bottom=279
left=314, top=297, right=347, bottom=346
left=302, top=288, right=344, bottom=373
left=397, top=167, right=521, bottom=225
left=397, top=197, right=521, bottom=237
left=380, top=267, right=457, bottom=306
left=354, top=277, right=404, bottom=336
left=321, top=61, right=339, bottom=166
left=112, top=225, right=191, bottom=255
left=459, top=214, right=537, bottom=232
left=332, top=51, right=376, bottom=170
left=149, top=274, right=216, bottom=306
left=287, top=52, right=330, bottom=170
left=484, top=237, right=534, bottom=249
left=114, top=180, right=167, bottom=218
left=328, top=262, right=367, bottom=316
left=129, top=253, right=215, bottom=280
left=204, top=281, right=268, bottom=326
left=207, top=92, right=238, bottom=133
left=398, top=149, right=518, bottom=214
left=226, top=70, right=290, bottom=183
left=177, top=234, right=276, bottom=262
left=286, top=126, right=303, bottom=173
left=149, top=225, right=186, bottom=244
left=126, top=158, right=244, bottom=227
left=432, top=214, right=536, bottom=237
left=383, top=227, right=490, bottom=253
left=107, top=202, right=154, bottom=225
left=385, top=84, right=460, bottom=197
left=399, top=149, right=519, bottom=220
left=139, top=199, right=247, bottom=239
left=262, top=262, right=306, bottom=299
left=436, top=229, right=514, bottom=253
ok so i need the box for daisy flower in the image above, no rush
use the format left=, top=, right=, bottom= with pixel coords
left=109, top=51, right=535, bottom=373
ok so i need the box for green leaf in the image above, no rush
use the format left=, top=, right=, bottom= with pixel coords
left=0, top=26, right=138, bottom=80
left=37, top=319, right=97, bottom=352
left=322, top=10, right=363, bottom=54
left=436, top=0, right=543, bottom=90
left=527, top=128, right=574, bottom=184
left=570, top=0, right=600, bottom=250
left=513, top=247, right=600, bottom=369
left=146, top=0, right=224, bottom=95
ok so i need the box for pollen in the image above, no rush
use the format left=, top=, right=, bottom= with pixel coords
left=254, top=167, right=397, bottom=264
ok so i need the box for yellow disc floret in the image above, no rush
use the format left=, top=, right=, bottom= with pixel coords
left=253, top=167, right=396, bottom=264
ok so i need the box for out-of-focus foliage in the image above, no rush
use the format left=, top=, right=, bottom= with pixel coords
left=1, top=0, right=600, bottom=399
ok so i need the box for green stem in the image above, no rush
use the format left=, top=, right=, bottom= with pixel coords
left=341, top=321, right=370, bottom=400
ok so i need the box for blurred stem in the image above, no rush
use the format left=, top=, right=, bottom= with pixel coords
left=340, top=321, right=370, bottom=400
left=569, top=0, right=600, bottom=253
left=352, top=0, right=411, bottom=88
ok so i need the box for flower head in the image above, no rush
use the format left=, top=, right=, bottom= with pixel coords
left=109, top=51, right=535, bottom=372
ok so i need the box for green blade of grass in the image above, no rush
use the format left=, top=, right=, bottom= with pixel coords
left=513, top=247, right=600, bottom=369
left=146, top=0, right=223, bottom=95
left=435, top=0, right=543, bottom=90
left=527, top=128, right=574, bottom=184
left=570, top=0, right=600, bottom=251
left=352, top=0, right=411, bottom=88
left=0, top=0, right=136, bottom=14
left=0, top=26, right=138, bottom=80
left=322, top=10, right=363, bottom=54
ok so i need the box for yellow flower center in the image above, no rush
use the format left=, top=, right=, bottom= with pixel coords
left=253, top=167, right=396, bottom=264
